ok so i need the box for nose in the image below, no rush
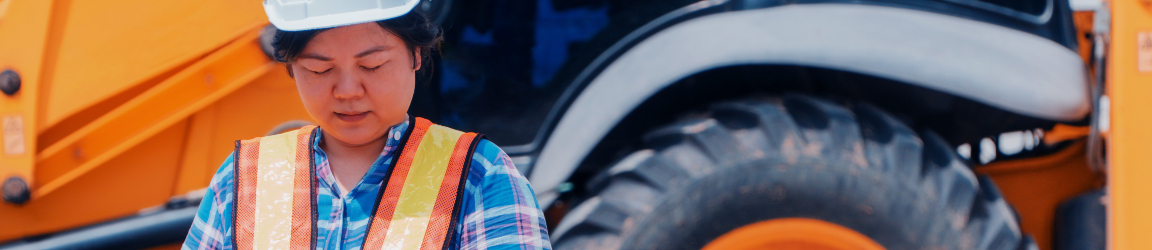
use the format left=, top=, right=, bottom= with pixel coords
left=332, top=69, right=365, bottom=100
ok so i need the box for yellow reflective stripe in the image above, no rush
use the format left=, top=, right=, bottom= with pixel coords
left=380, top=125, right=464, bottom=250
left=254, top=129, right=300, bottom=250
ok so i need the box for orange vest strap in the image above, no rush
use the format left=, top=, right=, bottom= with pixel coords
left=362, top=117, right=483, bottom=250
left=231, top=117, right=480, bottom=250
left=233, top=125, right=318, bottom=250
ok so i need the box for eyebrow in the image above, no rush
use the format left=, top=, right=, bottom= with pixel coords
left=297, top=46, right=391, bottom=61
left=355, top=46, right=391, bottom=58
left=298, top=53, right=332, bottom=61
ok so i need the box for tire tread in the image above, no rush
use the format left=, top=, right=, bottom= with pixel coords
left=553, top=95, right=1032, bottom=250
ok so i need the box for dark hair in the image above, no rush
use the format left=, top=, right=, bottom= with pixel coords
left=272, top=10, right=442, bottom=78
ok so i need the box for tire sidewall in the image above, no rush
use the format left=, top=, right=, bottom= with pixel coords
left=619, top=157, right=965, bottom=250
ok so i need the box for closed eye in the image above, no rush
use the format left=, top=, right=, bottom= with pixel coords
left=310, top=68, right=332, bottom=75
left=362, top=64, right=383, bottom=71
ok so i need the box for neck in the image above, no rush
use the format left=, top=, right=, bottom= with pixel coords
left=319, top=129, right=390, bottom=195
left=320, top=131, right=388, bottom=159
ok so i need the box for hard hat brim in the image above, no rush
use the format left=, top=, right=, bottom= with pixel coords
left=264, top=0, right=420, bottom=31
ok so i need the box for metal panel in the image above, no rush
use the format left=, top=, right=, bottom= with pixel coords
left=38, top=0, right=267, bottom=130
left=1106, top=0, right=1152, bottom=249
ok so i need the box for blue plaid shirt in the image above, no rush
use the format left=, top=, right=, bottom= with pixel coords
left=182, top=119, right=551, bottom=250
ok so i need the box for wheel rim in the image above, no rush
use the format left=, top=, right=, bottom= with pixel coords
left=702, top=218, right=886, bottom=250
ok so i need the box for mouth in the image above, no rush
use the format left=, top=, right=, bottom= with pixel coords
left=334, top=111, right=370, bottom=123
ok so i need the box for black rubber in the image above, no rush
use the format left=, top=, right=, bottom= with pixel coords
left=551, top=94, right=1036, bottom=250
left=1054, top=188, right=1105, bottom=250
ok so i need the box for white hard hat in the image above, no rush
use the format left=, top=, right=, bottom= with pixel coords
left=264, top=0, right=421, bottom=31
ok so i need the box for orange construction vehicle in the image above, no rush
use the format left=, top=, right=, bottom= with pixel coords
left=0, top=0, right=1149, bottom=249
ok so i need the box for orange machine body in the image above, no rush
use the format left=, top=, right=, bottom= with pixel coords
left=1106, top=0, right=1152, bottom=248
left=0, top=0, right=311, bottom=241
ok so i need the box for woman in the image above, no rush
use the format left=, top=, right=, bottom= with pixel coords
left=182, top=2, right=551, bottom=249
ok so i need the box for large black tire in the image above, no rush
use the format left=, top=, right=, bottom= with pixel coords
left=551, top=95, right=1037, bottom=250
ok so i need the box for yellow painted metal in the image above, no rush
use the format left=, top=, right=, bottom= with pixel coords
left=0, top=118, right=190, bottom=241
left=173, top=106, right=218, bottom=195
left=381, top=125, right=464, bottom=250
left=1107, top=0, right=1152, bottom=249
left=0, top=0, right=52, bottom=200
left=0, top=0, right=12, bottom=22
left=172, top=66, right=313, bottom=196
left=35, top=0, right=266, bottom=132
left=0, top=32, right=308, bottom=241
left=0, top=0, right=310, bottom=241
left=34, top=29, right=272, bottom=197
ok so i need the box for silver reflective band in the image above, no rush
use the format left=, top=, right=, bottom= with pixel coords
left=264, top=0, right=420, bottom=31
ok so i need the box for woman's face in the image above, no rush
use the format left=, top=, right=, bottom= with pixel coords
left=291, top=22, right=418, bottom=146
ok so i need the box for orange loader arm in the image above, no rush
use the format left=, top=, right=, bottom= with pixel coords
left=0, top=0, right=309, bottom=245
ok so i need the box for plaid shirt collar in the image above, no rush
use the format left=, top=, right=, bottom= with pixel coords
left=312, top=116, right=410, bottom=198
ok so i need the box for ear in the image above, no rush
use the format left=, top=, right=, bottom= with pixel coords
left=412, top=47, right=422, bottom=71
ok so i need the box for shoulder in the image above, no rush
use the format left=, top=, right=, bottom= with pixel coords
left=456, top=139, right=552, bottom=249
left=425, top=123, right=528, bottom=186
left=198, top=153, right=237, bottom=204
left=183, top=153, right=238, bottom=249
left=466, top=138, right=538, bottom=204
left=211, top=153, right=237, bottom=189
left=468, top=139, right=520, bottom=177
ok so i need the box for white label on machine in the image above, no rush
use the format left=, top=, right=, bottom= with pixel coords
left=3, top=115, right=24, bottom=155
left=1140, top=32, right=1152, bottom=72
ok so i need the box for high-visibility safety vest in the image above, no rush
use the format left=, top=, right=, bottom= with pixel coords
left=231, top=117, right=483, bottom=250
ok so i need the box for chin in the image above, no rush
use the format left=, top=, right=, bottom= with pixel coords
left=327, top=127, right=387, bottom=146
